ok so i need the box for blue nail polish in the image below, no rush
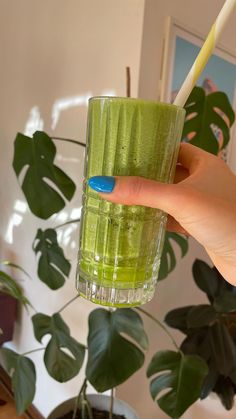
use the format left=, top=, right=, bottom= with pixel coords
left=88, top=176, right=115, bottom=193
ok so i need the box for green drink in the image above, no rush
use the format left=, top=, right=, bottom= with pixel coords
left=76, top=97, right=185, bottom=307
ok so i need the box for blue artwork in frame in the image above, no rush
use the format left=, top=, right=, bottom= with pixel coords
left=171, top=36, right=236, bottom=105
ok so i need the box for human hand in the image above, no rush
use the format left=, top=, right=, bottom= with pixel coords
left=88, top=143, right=236, bottom=285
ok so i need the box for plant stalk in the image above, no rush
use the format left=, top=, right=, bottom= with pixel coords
left=72, top=378, right=87, bottom=419
left=83, top=381, right=93, bottom=419
left=58, top=294, right=80, bottom=313
left=52, top=136, right=86, bottom=148
left=135, top=307, right=179, bottom=351
left=126, top=66, right=131, bottom=98
left=54, top=218, right=81, bottom=230
left=22, top=347, right=45, bottom=356
left=109, top=388, right=114, bottom=419
left=73, top=378, right=93, bottom=419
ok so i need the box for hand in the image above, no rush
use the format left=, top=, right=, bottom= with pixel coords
left=88, top=143, right=236, bottom=285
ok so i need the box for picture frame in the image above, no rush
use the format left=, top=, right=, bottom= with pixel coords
left=159, top=17, right=236, bottom=169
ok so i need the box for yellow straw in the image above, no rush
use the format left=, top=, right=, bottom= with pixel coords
left=174, top=0, right=236, bottom=107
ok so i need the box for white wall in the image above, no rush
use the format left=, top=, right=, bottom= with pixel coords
left=0, top=1, right=145, bottom=417
left=1, top=1, right=236, bottom=419
left=116, top=1, right=236, bottom=418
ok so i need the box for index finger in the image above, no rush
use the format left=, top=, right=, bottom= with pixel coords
left=178, top=143, right=209, bottom=173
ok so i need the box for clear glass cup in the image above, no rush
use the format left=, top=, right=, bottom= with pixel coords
left=76, top=97, right=185, bottom=307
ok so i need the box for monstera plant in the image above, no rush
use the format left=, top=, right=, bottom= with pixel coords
left=164, top=260, right=236, bottom=413
left=0, top=86, right=235, bottom=418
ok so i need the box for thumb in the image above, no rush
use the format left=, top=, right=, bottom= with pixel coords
left=88, top=175, right=184, bottom=218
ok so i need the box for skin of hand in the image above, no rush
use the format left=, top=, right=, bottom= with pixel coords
left=96, top=143, right=236, bottom=286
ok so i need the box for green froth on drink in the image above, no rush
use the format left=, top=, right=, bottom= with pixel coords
left=76, top=97, right=185, bottom=307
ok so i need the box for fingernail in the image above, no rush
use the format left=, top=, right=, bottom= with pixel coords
left=88, top=176, right=115, bottom=193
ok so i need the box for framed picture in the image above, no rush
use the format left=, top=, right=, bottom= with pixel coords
left=159, top=17, right=236, bottom=168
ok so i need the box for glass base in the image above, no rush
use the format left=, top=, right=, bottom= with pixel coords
left=77, top=275, right=156, bottom=307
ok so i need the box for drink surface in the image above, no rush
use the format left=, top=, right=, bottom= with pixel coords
left=77, top=97, right=185, bottom=306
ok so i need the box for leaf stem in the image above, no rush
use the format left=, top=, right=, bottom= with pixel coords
left=109, top=388, right=114, bottom=419
left=22, top=347, right=45, bottom=356
left=54, top=218, right=81, bottom=230
left=72, top=395, right=79, bottom=419
left=72, top=378, right=87, bottom=419
left=135, top=307, right=179, bottom=351
left=58, top=294, right=80, bottom=313
left=52, top=136, right=86, bottom=148
left=72, top=378, right=92, bottom=419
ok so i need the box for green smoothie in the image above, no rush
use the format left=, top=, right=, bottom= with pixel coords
left=76, top=97, right=185, bottom=307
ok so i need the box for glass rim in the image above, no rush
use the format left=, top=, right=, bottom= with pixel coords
left=89, top=96, right=185, bottom=111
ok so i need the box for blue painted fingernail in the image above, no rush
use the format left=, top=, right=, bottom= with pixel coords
left=88, top=176, right=115, bottom=193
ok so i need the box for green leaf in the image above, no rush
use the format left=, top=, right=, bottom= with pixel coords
left=86, top=308, right=148, bottom=392
left=0, top=260, right=32, bottom=280
left=12, top=357, right=36, bottom=415
left=159, top=233, right=188, bottom=280
left=193, top=260, right=236, bottom=310
left=208, top=322, right=236, bottom=376
left=201, top=360, right=219, bottom=400
left=183, top=87, right=235, bottom=154
left=0, top=270, right=30, bottom=308
left=13, top=131, right=76, bottom=219
left=32, top=312, right=85, bottom=382
left=229, top=367, right=236, bottom=387
left=165, top=306, right=195, bottom=333
left=187, top=305, right=217, bottom=328
left=0, top=347, right=18, bottom=371
left=213, top=268, right=236, bottom=299
left=214, top=376, right=235, bottom=410
left=181, top=330, right=211, bottom=361
left=33, top=228, right=71, bottom=290
left=214, top=292, right=236, bottom=313
left=147, top=350, right=208, bottom=418
left=0, top=348, right=36, bottom=414
left=192, top=259, right=219, bottom=302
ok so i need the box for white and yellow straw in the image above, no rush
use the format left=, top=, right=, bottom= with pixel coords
left=174, top=0, right=236, bottom=107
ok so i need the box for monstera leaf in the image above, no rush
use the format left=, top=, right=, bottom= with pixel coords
left=86, top=308, right=148, bottom=391
left=32, top=312, right=85, bottom=382
left=214, top=376, right=235, bottom=411
left=33, top=228, right=71, bottom=290
left=192, top=259, right=236, bottom=311
left=186, top=305, right=217, bottom=328
left=147, top=350, right=208, bottom=418
left=182, top=87, right=235, bottom=154
left=13, top=131, right=76, bottom=219
left=208, top=322, right=236, bottom=377
left=192, top=259, right=219, bottom=302
left=159, top=232, right=188, bottom=280
left=165, top=306, right=195, bottom=334
left=0, top=348, right=36, bottom=414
